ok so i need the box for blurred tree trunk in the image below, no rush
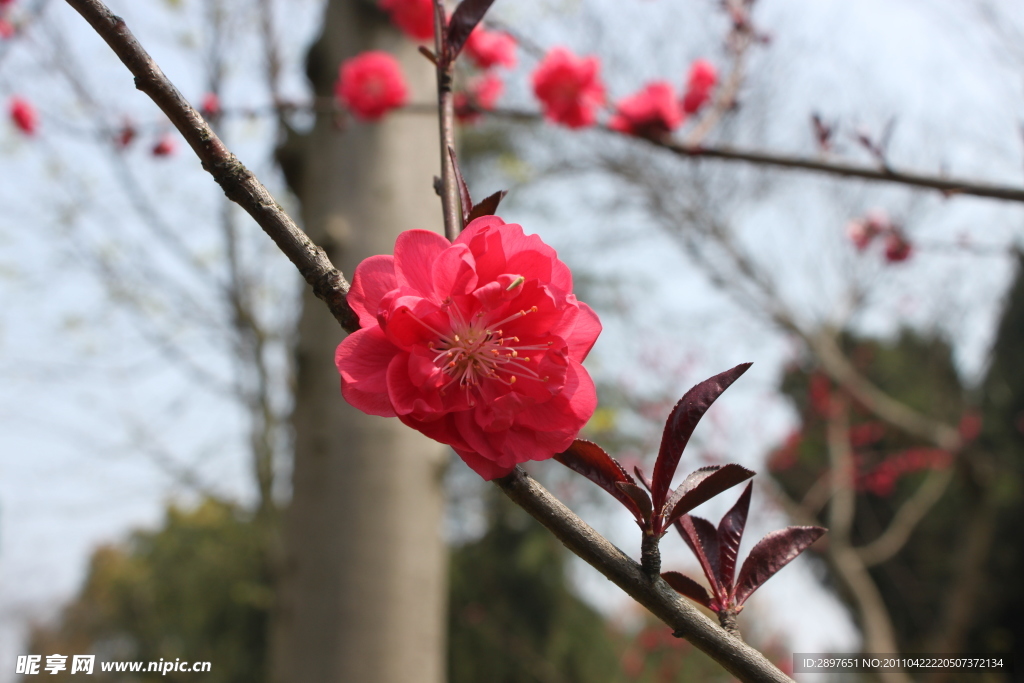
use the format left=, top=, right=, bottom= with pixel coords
left=270, top=2, right=449, bottom=682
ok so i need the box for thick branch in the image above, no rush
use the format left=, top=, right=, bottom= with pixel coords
left=64, top=0, right=359, bottom=332
left=495, top=467, right=793, bottom=683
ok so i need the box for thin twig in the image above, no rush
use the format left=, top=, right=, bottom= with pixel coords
left=433, top=0, right=460, bottom=241
left=64, top=0, right=359, bottom=332
left=487, top=107, right=1024, bottom=205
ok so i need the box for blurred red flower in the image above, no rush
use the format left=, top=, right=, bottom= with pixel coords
left=335, top=51, right=408, bottom=121
left=682, top=59, right=717, bottom=114
left=531, top=47, right=605, bottom=129
left=609, top=81, right=683, bottom=137
left=9, top=96, right=36, bottom=135
left=455, top=73, right=503, bottom=123
left=379, top=0, right=434, bottom=41
left=464, top=27, right=517, bottom=69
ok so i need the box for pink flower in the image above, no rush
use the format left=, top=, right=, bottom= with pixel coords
left=531, top=47, right=605, bottom=129
left=116, top=120, right=136, bottom=148
left=464, top=27, right=517, bottom=70
left=0, top=0, right=14, bottom=7
left=334, top=216, right=602, bottom=480
left=608, top=81, right=683, bottom=137
left=335, top=51, right=409, bottom=121
left=152, top=134, right=176, bottom=157
left=0, top=19, right=14, bottom=39
left=9, top=96, right=36, bottom=135
left=201, top=92, right=221, bottom=117
left=682, top=59, right=717, bottom=114
left=455, top=73, right=503, bottom=124
left=379, top=0, right=435, bottom=41
left=884, top=231, right=912, bottom=263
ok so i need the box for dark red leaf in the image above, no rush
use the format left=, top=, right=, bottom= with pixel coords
left=447, top=146, right=472, bottom=228
left=675, top=515, right=722, bottom=596
left=466, top=190, right=508, bottom=222
left=446, top=0, right=497, bottom=62
left=732, top=526, right=826, bottom=606
left=662, top=464, right=754, bottom=532
left=651, top=363, right=752, bottom=511
left=662, top=571, right=713, bottom=608
left=615, top=481, right=653, bottom=524
left=717, top=482, right=752, bottom=592
left=633, top=465, right=653, bottom=492
left=554, top=440, right=645, bottom=523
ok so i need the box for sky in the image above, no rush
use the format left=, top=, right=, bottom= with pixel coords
left=3, top=0, right=1024, bottom=680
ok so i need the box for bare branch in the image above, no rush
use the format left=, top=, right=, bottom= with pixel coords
left=64, top=0, right=359, bottom=332
left=490, top=107, right=1024, bottom=205
left=856, top=467, right=955, bottom=567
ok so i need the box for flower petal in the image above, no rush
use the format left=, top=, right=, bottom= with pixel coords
left=453, top=446, right=516, bottom=480
left=386, top=353, right=445, bottom=418
left=335, top=327, right=399, bottom=417
left=394, top=230, right=450, bottom=296
left=431, top=242, right=478, bottom=298
left=561, top=300, right=601, bottom=362
left=348, top=255, right=397, bottom=327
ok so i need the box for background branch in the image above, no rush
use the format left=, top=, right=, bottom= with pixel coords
left=64, top=0, right=359, bottom=332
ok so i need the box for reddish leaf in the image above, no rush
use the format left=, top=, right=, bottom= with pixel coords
left=615, top=481, right=653, bottom=524
left=555, top=440, right=645, bottom=523
left=675, top=515, right=722, bottom=597
left=447, top=0, right=497, bottom=62
left=662, top=571, right=713, bottom=608
left=717, top=482, right=752, bottom=592
left=651, top=363, right=752, bottom=511
left=466, top=190, right=508, bottom=222
left=732, top=526, right=826, bottom=606
left=662, top=464, right=754, bottom=531
left=448, top=146, right=472, bottom=227
left=633, top=465, right=653, bottom=492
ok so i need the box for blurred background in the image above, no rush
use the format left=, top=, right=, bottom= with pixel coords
left=1, top=0, right=1023, bottom=681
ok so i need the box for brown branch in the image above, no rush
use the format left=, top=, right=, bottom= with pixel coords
left=64, top=0, right=359, bottom=332
left=488, top=107, right=1024, bottom=205
left=494, top=467, right=794, bottom=683
left=809, top=331, right=962, bottom=451
left=855, top=467, right=954, bottom=567
left=433, top=0, right=460, bottom=241
left=824, top=399, right=911, bottom=683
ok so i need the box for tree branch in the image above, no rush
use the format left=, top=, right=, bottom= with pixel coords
left=489, top=107, right=1024, bottom=205
left=494, top=467, right=793, bottom=683
left=855, top=467, right=955, bottom=567
left=64, top=0, right=359, bottom=332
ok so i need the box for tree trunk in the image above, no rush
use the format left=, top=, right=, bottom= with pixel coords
left=271, top=2, right=448, bottom=682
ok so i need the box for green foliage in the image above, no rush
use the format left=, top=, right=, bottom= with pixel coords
left=448, top=493, right=623, bottom=683
left=30, top=499, right=272, bottom=683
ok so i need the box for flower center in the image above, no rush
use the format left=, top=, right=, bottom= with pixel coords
left=420, top=304, right=553, bottom=401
